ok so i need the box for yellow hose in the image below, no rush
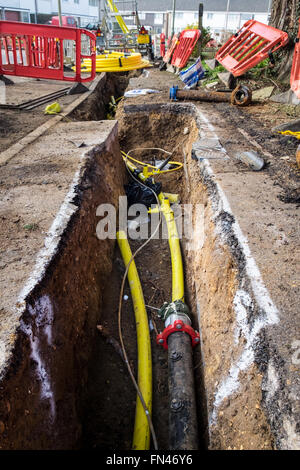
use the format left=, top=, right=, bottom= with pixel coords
left=121, top=151, right=183, bottom=175
left=122, top=152, right=184, bottom=302
left=158, top=193, right=185, bottom=302
left=117, top=231, right=152, bottom=450
left=74, top=52, right=151, bottom=73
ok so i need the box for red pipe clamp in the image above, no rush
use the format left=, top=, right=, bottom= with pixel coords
left=157, top=319, right=200, bottom=350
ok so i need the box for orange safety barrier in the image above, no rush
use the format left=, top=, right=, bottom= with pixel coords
left=171, top=29, right=201, bottom=69
left=216, top=20, right=289, bottom=77
left=160, top=32, right=166, bottom=58
left=0, top=20, right=96, bottom=82
left=163, top=34, right=178, bottom=64
left=291, top=18, right=300, bottom=99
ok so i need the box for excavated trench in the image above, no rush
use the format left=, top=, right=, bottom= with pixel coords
left=0, top=72, right=278, bottom=450
left=75, top=84, right=281, bottom=450
left=79, top=103, right=208, bottom=450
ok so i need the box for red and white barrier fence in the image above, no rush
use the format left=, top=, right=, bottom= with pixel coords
left=0, top=20, right=96, bottom=83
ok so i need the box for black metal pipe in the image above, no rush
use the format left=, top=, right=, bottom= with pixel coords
left=168, top=332, right=199, bottom=450
left=176, top=88, right=230, bottom=102
left=157, top=155, right=172, bottom=171
left=171, top=85, right=252, bottom=106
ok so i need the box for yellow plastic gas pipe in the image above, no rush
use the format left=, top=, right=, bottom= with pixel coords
left=74, top=52, right=151, bottom=73
left=116, top=231, right=152, bottom=450
left=158, top=193, right=185, bottom=303
left=122, top=153, right=184, bottom=301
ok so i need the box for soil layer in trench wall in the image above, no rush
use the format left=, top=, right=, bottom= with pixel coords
left=0, top=121, right=126, bottom=450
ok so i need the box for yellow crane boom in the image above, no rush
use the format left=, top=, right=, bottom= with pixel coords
left=106, top=0, right=130, bottom=35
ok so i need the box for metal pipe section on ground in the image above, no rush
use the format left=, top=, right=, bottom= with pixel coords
left=169, top=85, right=252, bottom=106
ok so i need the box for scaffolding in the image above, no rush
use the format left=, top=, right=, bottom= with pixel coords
left=103, top=1, right=140, bottom=50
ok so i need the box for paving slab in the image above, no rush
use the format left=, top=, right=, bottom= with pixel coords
left=252, top=86, right=274, bottom=101
left=270, top=89, right=300, bottom=105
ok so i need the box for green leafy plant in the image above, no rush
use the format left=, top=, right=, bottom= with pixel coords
left=247, top=58, right=273, bottom=78
left=185, top=24, right=212, bottom=59
left=23, top=223, right=38, bottom=231
left=201, top=61, right=226, bottom=85
left=185, top=23, right=211, bottom=48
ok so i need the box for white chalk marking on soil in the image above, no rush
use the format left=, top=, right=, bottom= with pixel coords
left=20, top=295, right=56, bottom=422
left=196, top=110, right=280, bottom=425
left=0, top=121, right=118, bottom=378
left=0, top=339, right=6, bottom=366
left=263, top=361, right=280, bottom=403
left=210, top=289, right=279, bottom=424
left=10, top=163, right=83, bottom=395
left=233, top=289, right=252, bottom=345
left=197, top=109, right=279, bottom=319
left=282, top=418, right=300, bottom=450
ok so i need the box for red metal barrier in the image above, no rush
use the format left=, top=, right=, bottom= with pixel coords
left=163, top=34, right=178, bottom=64
left=160, top=32, right=166, bottom=58
left=0, top=20, right=96, bottom=82
left=291, top=18, right=300, bottom=99
left=216, top=20, right=289, bottom=77
left=171, top=29, right=201, bottom=69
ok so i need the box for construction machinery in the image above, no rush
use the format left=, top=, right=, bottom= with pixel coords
left=102, top=1, right=153, bottom=59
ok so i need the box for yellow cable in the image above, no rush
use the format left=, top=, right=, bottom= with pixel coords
left=106, top=0, right=130, bottom=34
left=121, top=151, right=183, bottom=175
left=278, top=130, right=300, bottom=139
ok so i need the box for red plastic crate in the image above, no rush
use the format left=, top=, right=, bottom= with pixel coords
left=163, top=34, right=178, bottom=64
left=160, top=32, right=166, bottom=58
left=216, top=20, right=289, bottom=77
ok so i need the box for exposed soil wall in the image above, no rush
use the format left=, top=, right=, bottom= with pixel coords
left=184, top=184, right=274, bottom=450
left=0, top=123, right=126, bottom=449
left=71, top=73, right=129, bottom=122
left=116, top=102, right=290, bottom=450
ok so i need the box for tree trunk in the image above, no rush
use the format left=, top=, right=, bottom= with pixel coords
left=269, top=0, right=300, bottom=82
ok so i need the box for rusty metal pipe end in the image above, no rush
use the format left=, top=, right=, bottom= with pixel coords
left=231, top=85, right=252, bottom=106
